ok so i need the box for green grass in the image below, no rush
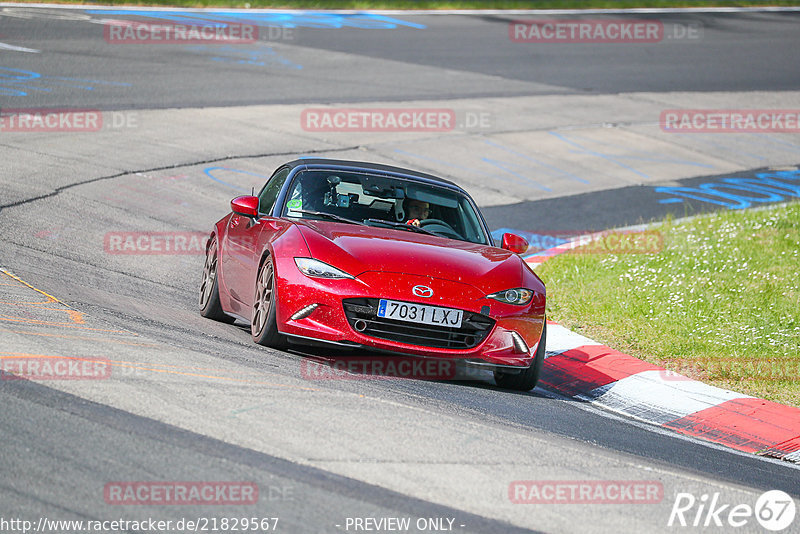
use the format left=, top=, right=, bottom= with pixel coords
left=536, top=202, right=800, bottom=407
left=15, top=0, right=800, bottom=9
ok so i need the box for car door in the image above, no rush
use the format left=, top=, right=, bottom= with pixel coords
left=221, top=167, right=290, bottom=317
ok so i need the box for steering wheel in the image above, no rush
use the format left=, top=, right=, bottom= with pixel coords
left=417, top=218, right=463, bottom=240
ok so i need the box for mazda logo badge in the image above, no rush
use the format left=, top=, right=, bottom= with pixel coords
left=412, top=285, right=433, bottom=298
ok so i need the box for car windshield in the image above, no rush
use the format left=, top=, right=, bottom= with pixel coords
left=281, top=170, right=490, bottom=245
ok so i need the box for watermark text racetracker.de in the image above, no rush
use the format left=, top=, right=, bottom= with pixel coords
left=104, top=481, right=258, bottom=505
left=1, top=356, right=111, bottom=381
left=104, top=231, right=210, bottom=255
left=509, top=480, right=663, bottom=504
left=104, top=21, right=260, bottom=44
left=509, top=19, right=702, bottom=43
left=661, top=109, right=800, bottom=133
left=0, top=517, right=280, bottom=533
left=518, top=229, right=664, bottom=255
left=0, top=109, right=138, bottom=132
left=301, top=356, right=486, bottom=381
left=300, top=108, right=493, bottom=132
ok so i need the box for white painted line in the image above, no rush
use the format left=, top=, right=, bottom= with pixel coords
left=544, top=322, right=601, bottom=357
left=0, top=42, right=40, bottom=53
left=537, top=385, right=800, bottom=471
left=583, top=369, right=752, bottom=425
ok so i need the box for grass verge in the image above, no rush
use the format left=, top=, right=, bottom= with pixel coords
left=535, top=202, right=800, bottom=408
left=12, top=1, right=800, bottom=10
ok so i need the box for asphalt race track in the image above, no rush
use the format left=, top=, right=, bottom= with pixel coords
left=1, top=6, right=800, bottom=533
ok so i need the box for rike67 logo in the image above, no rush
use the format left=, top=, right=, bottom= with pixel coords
left=668, top=490, right=796, bottom=531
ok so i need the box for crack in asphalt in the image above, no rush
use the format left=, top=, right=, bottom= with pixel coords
left=0, top=145, right=360, bottom=212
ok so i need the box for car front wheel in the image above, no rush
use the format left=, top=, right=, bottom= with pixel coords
left=251, top=256, right=286, bottom=348
left=494, top=323, right=547, bottom=392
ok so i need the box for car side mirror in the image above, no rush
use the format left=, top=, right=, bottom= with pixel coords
left=231, top=196, right=259, bottom=218
left=501, top=232, right=529, bottom=254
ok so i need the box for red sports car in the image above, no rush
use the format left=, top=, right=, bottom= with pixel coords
left=199, top=159, right=546, bottom=390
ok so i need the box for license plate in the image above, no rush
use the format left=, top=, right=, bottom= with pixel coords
left=377, top=299, right=463, bottom=328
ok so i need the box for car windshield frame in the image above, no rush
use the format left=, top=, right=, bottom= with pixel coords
left=277, top=168, right=492, bottom=246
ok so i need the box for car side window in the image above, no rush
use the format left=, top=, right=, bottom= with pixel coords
left=258, top=168, right=290, bottom=215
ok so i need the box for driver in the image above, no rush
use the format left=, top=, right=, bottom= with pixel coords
left=404, top=199, right=431, bottom=227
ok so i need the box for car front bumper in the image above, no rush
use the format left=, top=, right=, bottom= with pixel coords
left=274, top=260, right=545, bottom=368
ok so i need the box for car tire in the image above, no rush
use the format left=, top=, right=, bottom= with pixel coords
left=494, top=323, right=547, bottom=392
left=251, top=256, right=287, bottom=348
left=199, top=236, right=235, bottom=324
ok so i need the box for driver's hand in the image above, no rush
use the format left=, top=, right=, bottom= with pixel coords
left=406, top=218, right=421, bottom=227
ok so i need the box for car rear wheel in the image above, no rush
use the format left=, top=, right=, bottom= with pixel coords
left=494, top=323, right=547, bottom=391
left=199, top=236, right=235, bottom=323
left=251, top=256, right=286, bottom=348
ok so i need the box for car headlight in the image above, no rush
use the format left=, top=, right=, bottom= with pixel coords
left=486, top=288, right=533, bottom=305
left=294, top=258, right=354, bottom=279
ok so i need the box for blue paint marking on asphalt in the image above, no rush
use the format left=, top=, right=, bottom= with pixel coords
left=674, top=133, right=767, bottom=161
left=85, top=10, right=426, bottom=29
left=550, top=131, right=716, bottom=180
left=563, top=132, right=714, bottom=170
left=608, top=153, right=714, bottom=168
left=0, top=67, right=42, bottom=96
left=483, top=139, right=589, bottom=185
left=204, top=166, right=271, bottom=192
left=654, top=169, right=800, bottom=210
left=481, top=157, right=551, bottom=192
left=395, top=149, right=557, bottom=193
left=2, top=85, right=52, bottom=95
left=187, top=45, right=302, bottom=69
left=549, top=131, right=651, bottom=179
left=0, top=67, right=130, bottom=97
left=393, top=149, right=498, bottom=179
left=751, top=133, right=800, bottom=155
left=398, top=135, right=716, bottom=194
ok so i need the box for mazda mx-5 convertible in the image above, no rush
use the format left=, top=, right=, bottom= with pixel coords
left=199, top=159, right=547, bottom=390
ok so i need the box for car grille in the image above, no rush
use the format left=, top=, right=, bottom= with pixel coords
left=342, top=298, right=495, bottom=350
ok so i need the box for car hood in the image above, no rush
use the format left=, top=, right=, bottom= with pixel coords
left=295, top=220, right=523, bottom=293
